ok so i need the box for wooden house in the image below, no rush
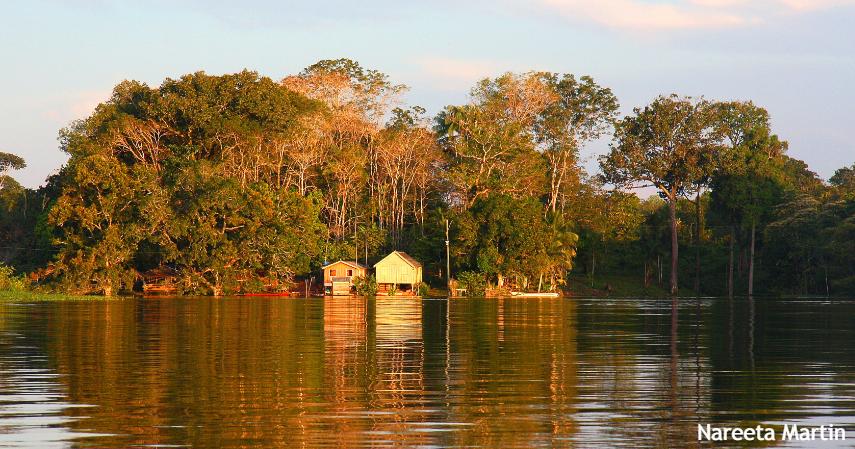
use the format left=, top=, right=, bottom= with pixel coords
left=142, top=267, right=179, bottom=295
left=374, top=251, right=423, bottom=293
left=322, top=260, right=367, bottom=296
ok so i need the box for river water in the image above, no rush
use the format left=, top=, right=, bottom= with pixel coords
left=0, top=297, right=854, bottom=448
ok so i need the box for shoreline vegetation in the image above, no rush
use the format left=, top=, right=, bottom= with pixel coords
left=1, top=59, right=853, bottom=299
left=0, top=290, right=105, bottom=302
left=0, top=273, right=847, bottom=302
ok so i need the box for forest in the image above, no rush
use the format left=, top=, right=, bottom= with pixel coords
left=0, top=59, right=853, bottom=296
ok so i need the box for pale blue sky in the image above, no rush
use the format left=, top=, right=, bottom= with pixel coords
left=2, top=0, right=853, bottom=188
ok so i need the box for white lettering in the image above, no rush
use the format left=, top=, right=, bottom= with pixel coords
left=698, top=424, right=711, bottom=441
left=763, top=427, right=775, bottom=441
left=783, top=424, right=799, bottom=440
left=698, top=424, right=774, bottom=441
left=703, top=423, right=845, bottom=442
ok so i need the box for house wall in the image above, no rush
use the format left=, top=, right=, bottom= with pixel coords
left=375, top=255, right=421, bottom=285
left=323, top=262, right=365, bottom=285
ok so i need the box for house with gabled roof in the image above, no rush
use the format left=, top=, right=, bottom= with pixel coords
left=374, top=251, right=423, bottom=293
left=322, top=260, right=367, bottom=296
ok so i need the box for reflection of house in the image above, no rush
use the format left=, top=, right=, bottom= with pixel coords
left=322, top=260, right=367, bottom=296
left=374, top=251, right=422, bottom=293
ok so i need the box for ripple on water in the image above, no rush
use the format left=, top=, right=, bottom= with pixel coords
left=0, top=297, right=854, bottom=448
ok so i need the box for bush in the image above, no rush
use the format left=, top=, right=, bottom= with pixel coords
left=0, top=263, right=28, bottom=291
left=353, top=275, right=378, bottom=297
left=457, top=271, right=486, bottom=297
left=417, top=282, right=430, bottom=297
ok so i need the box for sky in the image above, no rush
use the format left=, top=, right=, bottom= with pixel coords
left=1, top=0, right=853, bottom=188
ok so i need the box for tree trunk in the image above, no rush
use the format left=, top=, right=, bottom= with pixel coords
left=694, top=191, right=701, bottom=294
left=668, top=198, right=679, bottom=295
left=728, top=225, right=735, bottom=298
left=644, top=261, right=649, bottom=288
left=590, top=248, right=596, bottom=288
left=445, top=219, right=451, bottom=296
left=748, top=220, right=756, bottom=297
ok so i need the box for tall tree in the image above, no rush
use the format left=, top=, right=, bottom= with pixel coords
left=0, top=151, right=26, bottom=191
left=601, top=95, right=720, bottom=295
left=535, top=74, right=619, bottom=213
left=830, top=163, right=855, bottom=197
left=436, top=72, right=551, bottom=207
left=711, top=101, right=787, bottom=296
left=373, top=107, right=441, bottom=242
left=283, top=58, right=408, bottom=241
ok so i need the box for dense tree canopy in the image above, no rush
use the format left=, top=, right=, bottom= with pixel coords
left=1, top=60, right=851, bottom=297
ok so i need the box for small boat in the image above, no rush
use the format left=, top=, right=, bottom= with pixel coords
left=240, top=292, right=292, bottom=297
left=510, top=291, right=561, bottom=298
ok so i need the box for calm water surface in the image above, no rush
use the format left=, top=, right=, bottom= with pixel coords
left=1, top=297, right=855, bottom=448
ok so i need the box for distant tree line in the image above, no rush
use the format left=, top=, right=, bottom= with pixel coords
left=0, top=59, right=853, bottom=296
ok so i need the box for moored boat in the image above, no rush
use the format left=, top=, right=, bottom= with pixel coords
left=510, top=291, right=561, bottom=298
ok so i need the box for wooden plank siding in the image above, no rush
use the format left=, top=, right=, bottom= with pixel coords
left=374, top=251, right=422, bottom=289
left=321, top=260, right=367, bottom=296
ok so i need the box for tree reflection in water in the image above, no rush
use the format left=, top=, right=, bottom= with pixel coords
left=0, top=297, right=853, bottom=448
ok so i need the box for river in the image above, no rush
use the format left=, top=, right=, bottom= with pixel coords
left=1, top=297, right=854, bottom=448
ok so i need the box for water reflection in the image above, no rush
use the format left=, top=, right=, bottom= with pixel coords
left=0, top=304, right=104, bottom=449
left=0, top=297, right=853, bottom=448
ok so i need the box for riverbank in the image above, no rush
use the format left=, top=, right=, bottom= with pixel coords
left=0, top=290, right=107, bottom=302
left=0, top=277, right=683, bottom=301
left=566, top=274, right=682, bottom=298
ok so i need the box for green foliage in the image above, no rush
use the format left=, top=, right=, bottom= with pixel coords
left=456, top=271, right=486, bottom=297
left=353, top=275, right=378, bottom=297
left=438, top=72, right=573, bottom=206
left=830, top=163, right=855, bottom=196
left=40, top=70, right=329, bottom=295
left=0, top=263, right=28, bottom=291
left=8, top=63, right=853, bottom=298
left=324, top=223, right=387, bottom=266
left=600, top=95, right=721, bottom=295
left=601, top=95, right=721, bottom=200
left=709, top=102, right=791, bottom=228
left=764, top=195, right=855, bottom=295
left=0, top=290, right=105, bottom=301
left=417, top=282, right=429, bottom=297
left=0, top=177, right=54, bottom=273
left=0, top=263, right=15, bottom=290
left=46, top=155, right=150, bottom=295
left=0, top=151, right=26, bottom=180
left=450, top=195, right=577, bottom=289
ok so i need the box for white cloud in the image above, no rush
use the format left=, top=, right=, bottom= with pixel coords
left=690, top=0, right=751, bottom=6
left=540, top=0, right=750, bottom=30
left=537, top=0, right=855, bottom=31
left=42, top=89, right=111, bottom=123
left=411, top=57, right=501, bottom=90
left=779, top=0, right=855, bottom=11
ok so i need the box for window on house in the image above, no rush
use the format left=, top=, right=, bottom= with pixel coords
left=330, top=269, right=336, bottom=276
left=347, top=269, right=353, bottom=276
